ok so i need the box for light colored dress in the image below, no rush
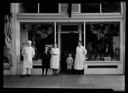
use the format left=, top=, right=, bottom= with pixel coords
left=74, top=46, right=87, bottom=70
left=22, top=46, right=35, bottom=69
left=50, top=48, right=60, bottom=69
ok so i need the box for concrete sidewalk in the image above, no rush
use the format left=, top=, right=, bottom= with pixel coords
left=3, top=74, right=125, bottom=91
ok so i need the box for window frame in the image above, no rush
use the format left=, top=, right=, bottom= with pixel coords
left=83, top=21, right=122, bottom=63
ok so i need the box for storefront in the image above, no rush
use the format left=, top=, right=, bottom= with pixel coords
left=4, top=2, right=126, bottom=75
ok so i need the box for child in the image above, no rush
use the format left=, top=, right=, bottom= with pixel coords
left=66, top=53, right=73, bottom=74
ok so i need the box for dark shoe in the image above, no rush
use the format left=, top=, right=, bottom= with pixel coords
left=20, top=75, right=26, bottom=78
left=55, top=73, right=58, bottom=75
left=27, top=74, right=31, bottom=77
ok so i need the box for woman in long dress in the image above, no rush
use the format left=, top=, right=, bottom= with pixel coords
left=74, top=41, right=87, bottom=74
left=50, top=44, right=60, bottom=75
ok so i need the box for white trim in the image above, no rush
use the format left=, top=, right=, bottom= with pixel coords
left=121, top=2, right=124, bottom=15
left=84, top=21, right=85, bottom=47
left=17, top=19, right=123, bottom=23
left=17, top=13, right=122, bottom=17
left=78, top=4, right=81, bottom=13
left=78, top=24, right=81, bottom=41
left=120, top=21, right=123, bottom=63
left=38, top=3, right=40, bottom=14
left=123, top=2, right=126, bottom=74
left=59, top=3, right=61, bottom=14
left=54, top=22, right=56, bottom=44
left=100, top=3, right=102, bottom=13
left=84, top=61, right=121, bottom=63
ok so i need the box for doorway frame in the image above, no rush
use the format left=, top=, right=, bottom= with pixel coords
left=58, top=23, right=83, bottom=72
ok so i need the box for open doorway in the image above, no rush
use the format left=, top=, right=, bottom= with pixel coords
left=60, top=33, right=79, bottom=74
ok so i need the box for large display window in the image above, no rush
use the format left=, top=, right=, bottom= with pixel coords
left=85, top=22, right=120, bottom=61
left=20, top=23, right=54, bottom=61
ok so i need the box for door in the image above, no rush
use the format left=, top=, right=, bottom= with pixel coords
left=60, top=33, right=79, bottom=74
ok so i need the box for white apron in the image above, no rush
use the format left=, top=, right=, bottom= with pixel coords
left=74, top=46, right=87, bottom=70
left=50, top=48, right=60, bottom=69
left=22, top=46, right=35, bottom=69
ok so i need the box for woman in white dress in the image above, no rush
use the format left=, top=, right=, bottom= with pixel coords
left=74, top=41, right=87, bottom=74
left=50, top=44, right=60, bottom=75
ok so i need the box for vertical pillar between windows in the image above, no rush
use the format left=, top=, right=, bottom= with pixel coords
left=54, top=22, right=56, bottom=44
left=84, top=21, right=86, bottom=47
left=38, top=3, right=40, bottom=13
left=59, top=4, right=61, bottom=14
left=78, top=24, right=81, bottom=41
left=11, top=3, right=19, bottom=14
left=121, top=2, right=124, bottom=15
left=78, top=4, right=81, bottom=13
left=100, top=3, right=102, bottom=13
left=120, top=21, right=123, bottom=63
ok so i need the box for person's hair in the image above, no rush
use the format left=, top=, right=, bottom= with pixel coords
left=27, top=40, right=32, bottom=44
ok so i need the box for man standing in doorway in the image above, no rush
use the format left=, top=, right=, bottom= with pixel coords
left=21, top=40, right=35, bottom=77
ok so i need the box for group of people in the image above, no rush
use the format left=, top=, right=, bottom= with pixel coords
left=21, top=40, right=87, bottom=78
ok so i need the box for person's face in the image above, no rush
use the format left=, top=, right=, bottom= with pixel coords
left=28, top=42, right=31, bottom=46
left=54, top=44, right=57, bottom=48
left=45, top=46, right=48, bottom=51
left=69, top=54, right=72, bottom=57
left=78, top=42, right=81, bottom=46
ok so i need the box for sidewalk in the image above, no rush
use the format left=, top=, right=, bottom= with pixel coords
left=3, top=74, right=125, bottom=91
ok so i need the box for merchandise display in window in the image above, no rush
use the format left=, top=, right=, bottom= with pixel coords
left=85, top=22, right=120, bottom=61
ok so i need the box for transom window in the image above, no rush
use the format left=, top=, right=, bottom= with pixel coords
left=81, top=2, right=121, bottom=13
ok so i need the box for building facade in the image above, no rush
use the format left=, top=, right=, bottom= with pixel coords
left=4, top=2, right=126, bottom=75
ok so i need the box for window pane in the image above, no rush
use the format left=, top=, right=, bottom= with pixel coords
left=81, top=3, right=100, bottom=13
left=60, top=4, right=79, bottom=13
left=60, top=4, right=68, bottom=13
left=85, top=22, right=120, bottom=61
left=19, top=3, right=38, bottom=13
left=102, top=2, right=121, bottom=13
left=40, top=3, right=58, bottom=13
left=72, top=4, right=79, bottom=12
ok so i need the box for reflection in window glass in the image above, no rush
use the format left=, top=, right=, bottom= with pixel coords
left=81, top=3, right=100, bottom=13
left=19, top=3, right=38, bottom=13
left=85, top=22, right=120, bottom=61
left=102, top=2, right=121, bottom=13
